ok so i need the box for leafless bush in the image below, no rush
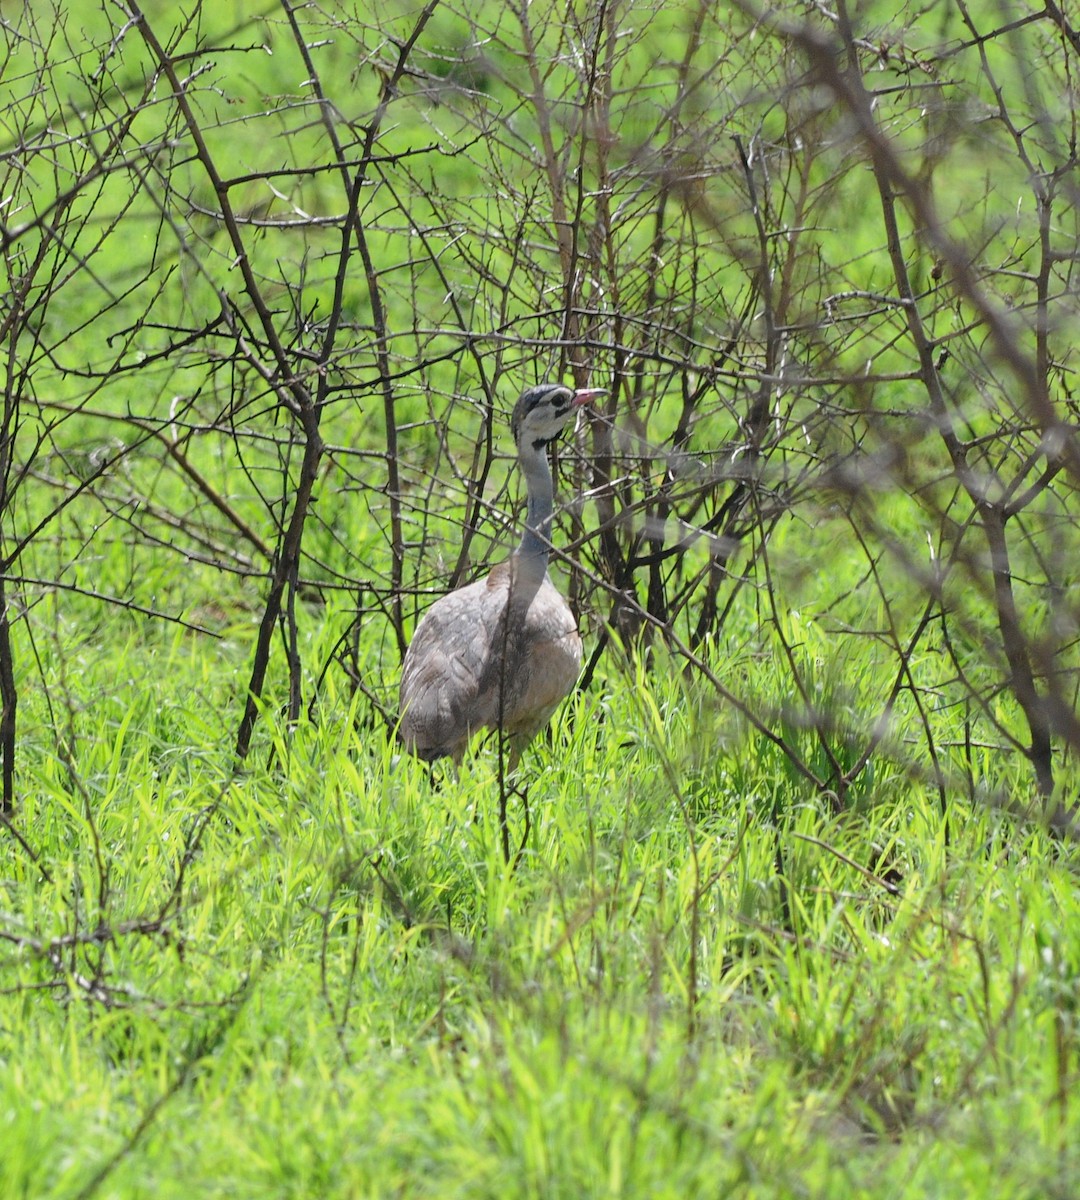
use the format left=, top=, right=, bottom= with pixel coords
left=2, top=0, right=1080, bottom=823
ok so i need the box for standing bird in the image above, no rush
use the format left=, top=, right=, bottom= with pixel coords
left=399, top=382, right=603, bottom=766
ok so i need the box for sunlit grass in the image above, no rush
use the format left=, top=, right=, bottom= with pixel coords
left=4, top=470, right=1074, bottom=1197
left=2, top=575, right=1080, bottom=1198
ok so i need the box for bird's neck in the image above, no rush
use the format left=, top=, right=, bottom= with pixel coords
left=516, top=438, right=555, bottom=566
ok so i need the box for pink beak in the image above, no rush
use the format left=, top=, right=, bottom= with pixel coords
left=572, top=388, right=606, bottom=407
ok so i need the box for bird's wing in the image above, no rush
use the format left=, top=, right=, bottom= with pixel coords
left=398, top=573, right=508, bottom=758
left=398, top=562, right=582, bottom=759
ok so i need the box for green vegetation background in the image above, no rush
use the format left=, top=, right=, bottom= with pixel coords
left=2, top=1, right=1079, bottom=1197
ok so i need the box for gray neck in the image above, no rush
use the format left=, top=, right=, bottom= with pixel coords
left=516, top=437, right=555, bottom=564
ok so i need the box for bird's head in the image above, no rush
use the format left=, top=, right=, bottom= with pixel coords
left=511, top=382, right=605, bottom=451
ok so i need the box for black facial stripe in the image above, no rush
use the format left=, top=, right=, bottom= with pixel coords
left=534, top=388, right=572, bottom=409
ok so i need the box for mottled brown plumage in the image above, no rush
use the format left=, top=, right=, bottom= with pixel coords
left=399, top=383, right=602, bottom=764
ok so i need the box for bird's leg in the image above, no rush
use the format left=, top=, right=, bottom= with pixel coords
left=495, top=729, right=531, bottom=869
left=496, top=728, right=512, bottom=864
left=497, top=780, right=530, bottom=870
left=423, top=754, right=460, bottom=792
left=513, top=779, right=531, bottom=870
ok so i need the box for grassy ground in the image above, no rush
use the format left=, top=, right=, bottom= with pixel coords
left=1, top=590, right=1078, bottom=1198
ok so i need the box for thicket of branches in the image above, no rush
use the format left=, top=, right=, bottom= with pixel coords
left=3, top=0, right=1080, bottom=822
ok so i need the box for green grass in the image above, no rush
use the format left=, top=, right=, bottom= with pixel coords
left=2, top=602, right=1080, bottom=1198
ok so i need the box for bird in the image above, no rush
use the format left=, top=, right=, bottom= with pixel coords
left=399, top=382, right=604, bottom=766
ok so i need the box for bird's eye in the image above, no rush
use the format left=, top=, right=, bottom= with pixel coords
left=542, top=388, right=572, bottom=414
